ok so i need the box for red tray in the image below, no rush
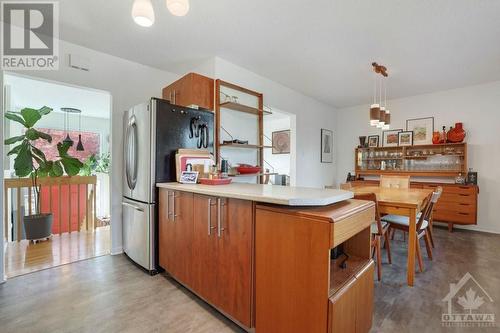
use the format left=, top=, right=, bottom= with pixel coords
left=199, top=178, right=232, bottom=185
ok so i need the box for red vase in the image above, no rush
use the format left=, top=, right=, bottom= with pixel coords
left=447, top=122, right=466, bottom=143
left=432, top=131, right=441, bottom=144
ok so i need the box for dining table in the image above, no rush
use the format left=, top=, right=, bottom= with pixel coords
left=350, top=186, right=433, bottom=286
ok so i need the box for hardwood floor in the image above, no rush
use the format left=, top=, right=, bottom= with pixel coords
left=0, top=227, right=499, bottom=333
left=4, top=226, right=110, bottom=278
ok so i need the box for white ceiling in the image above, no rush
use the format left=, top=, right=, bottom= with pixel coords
left=59, top=0, right=500, bottom=108
left=4, top=74, right=111, bottom=118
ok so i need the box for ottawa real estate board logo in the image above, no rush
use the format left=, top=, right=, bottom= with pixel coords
left=442, top=272, right=496, bottom=328
left=1, top=1, right=59, bottom=70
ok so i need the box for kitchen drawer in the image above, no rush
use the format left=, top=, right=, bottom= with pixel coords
left=443, top=185, right=476, bottom=195
left=433, top=208, right=475, bottom=224
left=435, top=201, right=475, bottom=214
left=439, top=192, right=476, bottom=205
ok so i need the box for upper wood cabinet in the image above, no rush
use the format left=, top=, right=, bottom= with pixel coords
left=162, top=73, right=214, bottom=111
left=158, top=189, right=194, bottom=284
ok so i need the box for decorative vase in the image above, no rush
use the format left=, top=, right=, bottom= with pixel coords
left=432, top=131, right=441, bottom=144
left=447, top=122, right=466, bottom=143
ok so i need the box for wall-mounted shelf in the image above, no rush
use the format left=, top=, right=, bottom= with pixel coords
left=228, top=172, right=278, bottom=177
left=220, top=143, right=272, bottom=149
left=219, top=101, right=271, bottom=116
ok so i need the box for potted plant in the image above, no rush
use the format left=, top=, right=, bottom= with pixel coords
left=4, top=106, right=83, bottom=241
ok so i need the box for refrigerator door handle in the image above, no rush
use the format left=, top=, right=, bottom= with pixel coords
left=126, top=115, right=139, bottom=190
left=122, top=201, right=144, bottom=212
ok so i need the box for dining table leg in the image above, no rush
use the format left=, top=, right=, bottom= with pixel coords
left=406, top=208, right=417, bottom=286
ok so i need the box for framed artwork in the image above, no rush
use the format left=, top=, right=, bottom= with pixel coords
left=406, top=117, right=434, bottom=145
left=272, top=130, right=290, bottom=154
left=321, top=129, right=333, bottom=163
left=398, top=131, right=414, bottom=146
left=367, top=135, right=379, bottom=148
left=179, top=171, right=199, bottom=184
left=382, top=129, right=402, bottom=147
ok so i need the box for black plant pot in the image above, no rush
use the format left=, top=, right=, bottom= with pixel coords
left=23, top=213, right=53, bottom=240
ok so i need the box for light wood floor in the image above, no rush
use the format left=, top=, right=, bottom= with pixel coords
left=4, top=226, right=110, bottom=278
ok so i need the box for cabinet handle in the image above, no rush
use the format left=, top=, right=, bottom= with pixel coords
left=217, top=198, right=225, bottom=238
left=208, top=198, right=216, bottom=236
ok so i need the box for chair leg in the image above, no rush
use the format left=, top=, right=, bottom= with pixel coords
left=415, top=237, right=424, bottom=273
left=390, top=228, right=395, bottom=240
left=384, top=231, right=392, bottom=264
left=427, top=226, right=435, bottom=248
left=375, top=236, right=382, bottom=281
left=403, top=231, right=406, bottom=242
left=424, top=231, right=433, bottom=260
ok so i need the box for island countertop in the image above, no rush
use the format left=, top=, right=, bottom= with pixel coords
left=156, top=182, right=353, bottom=206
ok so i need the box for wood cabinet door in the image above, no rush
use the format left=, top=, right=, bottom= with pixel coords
left=216, top=198, right=253, bottom=327
left=171, top=191, right=194, bottom=285
left=158, top=188, right=175, bottom=273
left=355, top=262, right=374, bottom=333
left=192, top=194, right=219, bottom=303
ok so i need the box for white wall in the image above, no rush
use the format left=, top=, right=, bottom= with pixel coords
left=213, top=57, right=337, bottom=188
left=336, top=80, right=500, bottom=233
left=1, top=39, right=179, bottom=257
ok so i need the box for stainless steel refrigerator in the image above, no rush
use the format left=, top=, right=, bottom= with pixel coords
left=122, top=98, right=214, bottom=273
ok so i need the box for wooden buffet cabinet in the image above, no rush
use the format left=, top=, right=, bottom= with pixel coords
left=158, top=185, right=375, bottom=332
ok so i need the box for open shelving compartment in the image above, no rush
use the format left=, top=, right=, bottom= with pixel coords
left=215, top=79, right=274, bottom=183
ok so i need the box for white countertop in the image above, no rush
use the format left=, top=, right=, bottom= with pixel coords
left=156, top=182, right=353, bottom=206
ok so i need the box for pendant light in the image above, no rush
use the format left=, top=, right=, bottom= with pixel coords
left=377, top=77, right=386, bottom=128
left=383, top=78, right=391, bottom=130
left=76, top=109, right=84, bottom=151
left=369, top=72, right=380, bottom=126
left=132, top=0, right=155, bottom=27
left=166, top=0, right=190, bottom=17
left=61, top=108, right=73, bottom=146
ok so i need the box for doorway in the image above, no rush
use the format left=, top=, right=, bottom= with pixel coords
left=2, top=73, right=112, bottom=278
left=263, top=108, right=296, bottom=185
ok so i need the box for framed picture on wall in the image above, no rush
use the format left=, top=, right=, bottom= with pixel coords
left=321, top=129, right=333, bottom=163
left=382, top=129, right=402, bottom=147
left=368, top=135, right=379, bottom=148
left=272, top=130, right=290, bottom=154
left=406, top=117, right=434, bottom=145
left=398, top=131, right=414, bottom=146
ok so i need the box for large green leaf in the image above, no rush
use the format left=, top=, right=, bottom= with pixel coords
left=4, top=135, right=25, bottom=145
left=13, top=142, right=33, bottom=177
left=20, top=108, right=42, bottom=128
left=50, top=161, right=63, bottom=177
left=34, top=130, right=52, bottom=143
left=7, top=144, right=23, bottom=156
left=25, top=128, right=40, bottom=140
left=61, top=157, right=83, bottom=176
left=31, top=146, right=47, bottom=162
left=38, top=106, right=52, bottom=116
left=5, top=112, right=27, bottom=127
left=57, top=141, right=72, bottom=157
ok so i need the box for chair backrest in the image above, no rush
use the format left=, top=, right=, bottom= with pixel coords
left=417, top=186, right=443, bottom=230
left=380, top=175, right=410, bottom=189
left=353, top=192, right=383, bottom=235
left=340, top=182, right=353, bottom=190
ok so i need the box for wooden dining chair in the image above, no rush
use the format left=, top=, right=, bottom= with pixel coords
left=353, top=192, right=392, bottom=281
left=382, top=187, right=443, bottom=272
left=380, top=175, right=410, bottom=189
left=339, top=182, right=353, bottom=190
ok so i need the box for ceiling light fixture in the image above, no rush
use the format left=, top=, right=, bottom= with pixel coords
left=132, top=0, right=155, bottom=27
left=370, top=62, right=390, bottom=128
left=166, top=0, right=190, bottom=17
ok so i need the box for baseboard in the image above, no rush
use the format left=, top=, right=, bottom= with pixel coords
left=434, top=222, right=500, bottom=235
left=111, top=247, right=123, bottom=255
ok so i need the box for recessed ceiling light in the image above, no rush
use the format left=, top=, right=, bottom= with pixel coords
left=132, top=0, right=155, bottom=27
left=166, top=0, right=190, bottom=17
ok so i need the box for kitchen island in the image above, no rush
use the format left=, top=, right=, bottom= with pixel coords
left=156, top=182, right=375, bottom=333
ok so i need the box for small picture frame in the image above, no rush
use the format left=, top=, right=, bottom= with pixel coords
left=367, top=135, right=379, bottom=148
left=406, top=117, right=434, bottom=145
left=321, top=129, right=333, bottom=163
left=272, top=130, right=291, bottom=154
left=398, top=131, right=414, bottom=147
left=179, top=171, right=199, bottom=184
left=382, top=129, right=403, bottom=147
